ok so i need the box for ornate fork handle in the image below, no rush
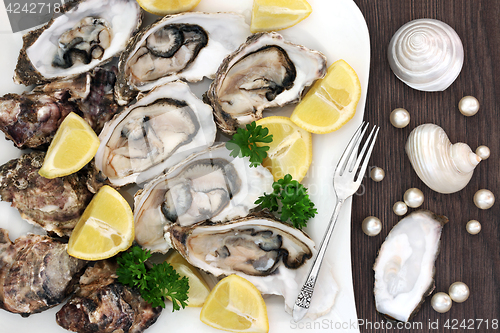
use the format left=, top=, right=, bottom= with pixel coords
left=292, top=198, right=344, bottom=321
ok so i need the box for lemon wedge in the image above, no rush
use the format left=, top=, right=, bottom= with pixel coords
left=251, top=0, right=312, bottom=33
left=255, top=116, right=312, bottom=182
left=166, top=251, right=210, bottom=307
left=68, top=185, right=134, bottom=260
left=38, top=112, right=99, bottom=179
left=136, top=0, right=200, bottom=16
left=200, top=274, right=269, bottom=333
left=291, top=59, right=361, bottom=134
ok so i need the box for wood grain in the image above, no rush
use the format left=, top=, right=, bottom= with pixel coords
left=351, top=0, right=500, bottom=331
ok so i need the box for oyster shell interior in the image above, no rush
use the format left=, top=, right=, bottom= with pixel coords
left=374, top=210, right=447, bottom=322
left=206, top=32, right=327, bottom=134
left=134, top=144, right=274, bottom=253
left=95, top=81, right=216, bottom=186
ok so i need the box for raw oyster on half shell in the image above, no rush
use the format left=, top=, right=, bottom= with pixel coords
left=14, top=0, right=142, bottom=86
left=205, top=32, right=327, bottom=134
left=133, top=144, right=274, bottom=253
left=95, top=81, right=216, bottom=187
left=167, top=213, right=339, bottom=319
left=114, top=12, right=250, bottom=105
left=374, top=210, right=448, bottom=322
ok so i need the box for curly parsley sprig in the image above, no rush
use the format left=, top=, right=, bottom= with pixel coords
left=225, top=121, right=273, bottom=167
left=117, top=246, right=189, bottom=311
left=255, top=174, right=317, bottom=229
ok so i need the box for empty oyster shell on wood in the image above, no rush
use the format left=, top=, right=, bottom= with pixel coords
left=14, top=0, right=142, bottom=86
left=406, top=124, right=481, bottom=194
left=95, top=81, right=216, bottom=187
left=374, top=210, right=448, bottom=322
left=388, top=19, right=464, bottom=91
left=205, top=32, right=327, bottom=134
left=114, top=12, right=250, bottom=105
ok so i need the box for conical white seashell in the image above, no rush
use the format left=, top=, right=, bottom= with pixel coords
left=388, top=19, right=464, bottom=91
left=405, top=124, right=481, bottom=194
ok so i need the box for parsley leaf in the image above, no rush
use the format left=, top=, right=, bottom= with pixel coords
left=225, top=121, right=273, bottom=167
left=117, top=246, right=189, bottom=311
left=255, top=174, right=317, bottom=229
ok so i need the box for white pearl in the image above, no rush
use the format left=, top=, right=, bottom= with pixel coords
left=459, top=96, right=480, bottom=116
left=475, top=145, right=490, bottom=160
left=449, top=282, right=470, bottom=303
left=466, top=220, right=481, bottom=235
left=362, top=216, right=382, bottom=236
left=390, top=108, right=410, bottom=128
left=473, top=189, right=495, bottom=210
left=431, top=292, right=452, bottom=313
left=370, top=167, right=385, bottom=182
left=393, top=201, right=408, bottom=216
left=403, top=188, right=424, bottom=208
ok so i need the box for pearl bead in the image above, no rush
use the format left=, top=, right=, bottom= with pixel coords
left=403, top=188, right=424, bottom=208
left=458, top=96, right=480, bottom=116
left=362, top=216, right=382, bottom=236
left=431, top=292, right=452, bottom=313
left=473, top=189, right=495, bottom=210
left=475, top=145, right=490, bottom=160
left=449, top=282, right=470, bottom=303
left=466, top=220, right=481, bottom=235
left=390, top=108, right=410, bottom=128
left=370, top=167, right=385, bottom=182
left=393, top=201, right=408, bottom=216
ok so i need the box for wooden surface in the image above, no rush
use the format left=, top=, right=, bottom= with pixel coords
left=350, top=1, right=500, bottom=332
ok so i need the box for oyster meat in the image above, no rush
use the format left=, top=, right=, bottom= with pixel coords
left=1, top=67, right=118, bottom=149
left=205, top=32, right=327, bottom=134
left=56, top=260, right=162, bottom=332
left=134, top=144, right=274, bottom=253
left=0, top=151, right=97, bottom=237
left=0, top=228, right=87, bottom=315
left=114, top=12, right=250, bottom=105
left=14, top=0, right=142, bottom=86
left=168, top=214, right=339, bottom=319
left=95, top=81, right=216, bottom=186
left=374, top=210, right=448, bottom=322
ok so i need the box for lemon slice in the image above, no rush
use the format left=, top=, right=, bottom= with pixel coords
left=251, top=0, right=312, bottom=33
left=39, top=112, right=99, bottom=179
left=200, top=274, right=269, bottom=333
left=68, top=185, right=134, bottom=260
left=255, top=116, right=312, bottom=182
left=166, top=251, right=210, bottom=307
left=136, top=0, right=200, bottom=15
left=291, top=59, right=361, bottom=134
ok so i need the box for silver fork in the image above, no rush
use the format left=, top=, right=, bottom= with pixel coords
left=292, top=122, right=379, bottom=322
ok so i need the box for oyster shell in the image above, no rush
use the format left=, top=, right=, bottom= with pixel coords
left=95, top=81, right=216, bottom=187
left=134, top=144, right=274, bottom=253
left=374, top=210, right=448, bottom=322
left=205, top=32, right=327, bottom=134
left=168, top=214, right=339, bottom=320
left=114, top=12, right=250, bottom=105
left=14, top=0, right=142, bottom=86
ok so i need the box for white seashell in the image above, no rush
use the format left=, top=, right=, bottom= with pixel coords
left=388, top=19, right=464, bottom=91
left=405, top=124, right=481, bottom=194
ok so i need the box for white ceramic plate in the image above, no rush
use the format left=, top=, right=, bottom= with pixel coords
left=0, top=0, right=370, bottom=331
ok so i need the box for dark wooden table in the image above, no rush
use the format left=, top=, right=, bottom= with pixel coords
left=350, top=1, right=500, bottom=332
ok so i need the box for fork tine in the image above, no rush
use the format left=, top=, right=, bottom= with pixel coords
left=337, top=122, right=367, bottom=175
left=347, top=123, right=370, bottom=173
left=352, top=125, right=377, bottom=173
left=355, top=126, right=380, bottom=183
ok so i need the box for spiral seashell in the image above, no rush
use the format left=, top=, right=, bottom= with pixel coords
left=405, top=124, right=481, bottom=194
left=388, top=19, right=464, bottom=91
